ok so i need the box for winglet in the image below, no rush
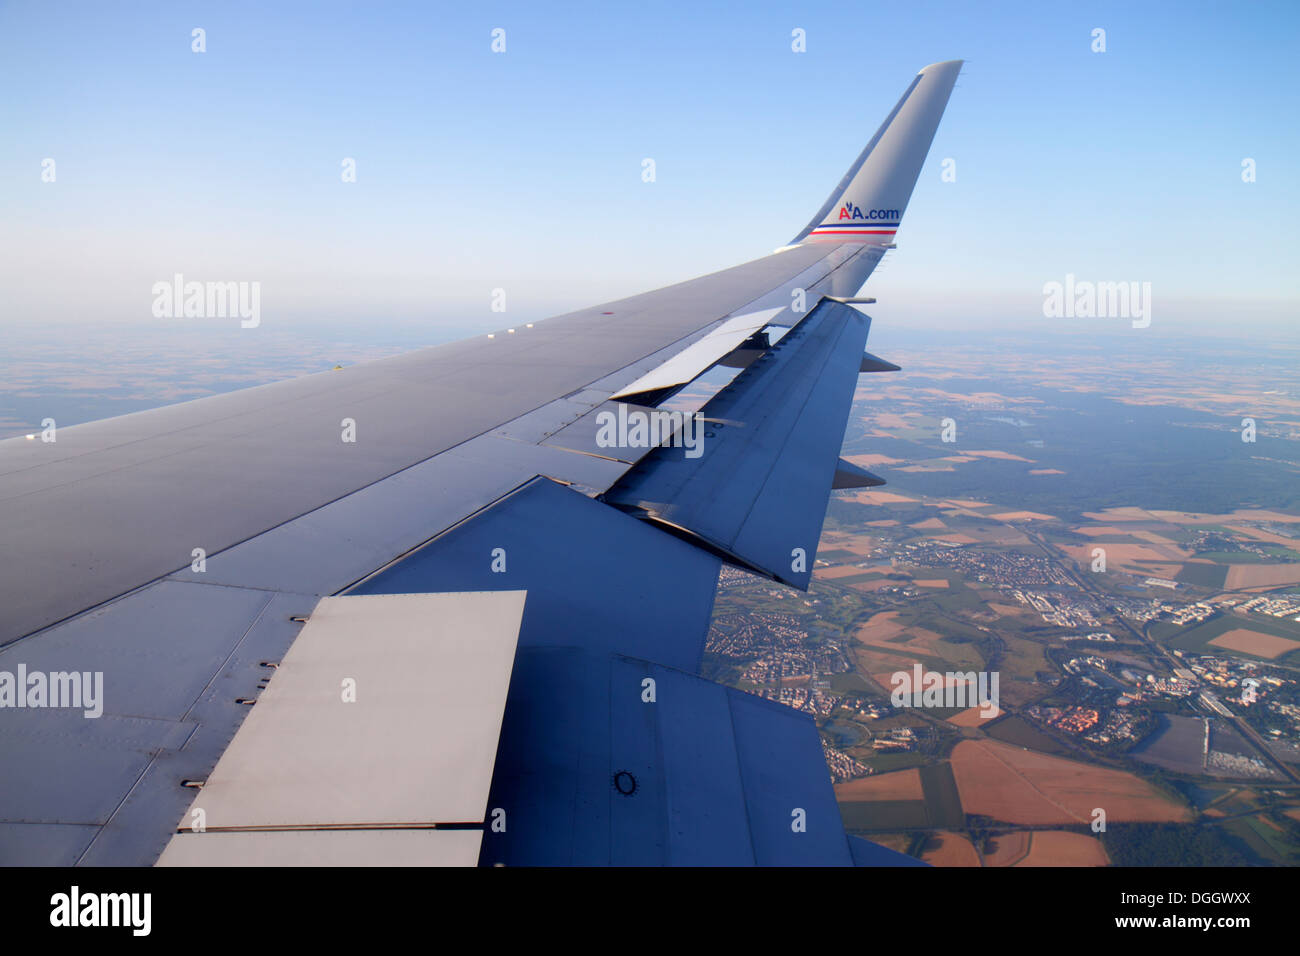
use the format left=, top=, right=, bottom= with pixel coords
left=792, top=60, right=962, bottom=245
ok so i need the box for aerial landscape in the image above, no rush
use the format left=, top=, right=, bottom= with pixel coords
left=7, top=318, right=1296, bottom=870
left=705, top=326, right=1300, bottom=866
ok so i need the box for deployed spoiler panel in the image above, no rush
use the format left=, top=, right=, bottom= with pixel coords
left=603, top=298, right=873, bottom=588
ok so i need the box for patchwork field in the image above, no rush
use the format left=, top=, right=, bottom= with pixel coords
left=847, top=490, right=920, bottom=505
left=921, top=831, right=981, bottom=867
left=856, top=647, right=928, bottom=679
left=903, top=827, right=1112, bottom=867
left=834, top=769, right=923, bottom=802
left=982, top=831, right=1029, bottom=866
left=964, top=449, right=1036, bottom=462
left=948, top=705, right=1003, bottom=726
left=1209, top=627, right=1300, bottom=660
left=842, top=453, right=905, bottom=468
left=1225, top=564, right=1300, bottom=589
left=854, top=611, right=951, bottom=659
left=816, top=564, right=876, bottom=580
left=950, top=739, right=1192, bottom=825
left=1015, top=830, right=1110, bottom=866
left=1061, top=541, right=1190, bottom=568
left=1163, top=614, right=1300, bottom=662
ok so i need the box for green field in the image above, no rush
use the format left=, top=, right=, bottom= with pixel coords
left=1194, top=551, right=1277, bottom=564
left=931, top=639, right=987, bottom=670
left=1221, top=815, right=1300, bottom=865
left=984, top=715, right=1073, bottom=755
left=1175, top=563, right=1228, bottom=587
left=816, top=549, right=861, bottom=562
left=828, top=672, right=872, bottom=694
left=1157, top=613, right=1300, bottom=661
left=837, top=763, right=965, bottom=833
left=838, top=799, right=929, bottom=831
left=919, top=763, right=965, bottom=828
left=829, top=571, right=886, bottom=585
left=862, top=752, right=927, bottom=773
left=995, top=634, right=1052, bottom=680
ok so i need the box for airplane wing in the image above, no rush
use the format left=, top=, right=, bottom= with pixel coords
left=0, top=60, right=962, bottom=866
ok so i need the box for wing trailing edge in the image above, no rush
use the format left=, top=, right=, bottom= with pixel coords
left=602, top=298, right=873, bottom=589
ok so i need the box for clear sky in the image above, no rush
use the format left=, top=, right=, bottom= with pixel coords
left=2, top=0, right=1297, bottom=338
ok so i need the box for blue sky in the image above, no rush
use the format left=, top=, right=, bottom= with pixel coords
left=2, top=0, right=1297, bottom=338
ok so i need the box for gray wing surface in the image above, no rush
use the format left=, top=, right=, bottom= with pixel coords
left=0, top=60, right=960, bottom=866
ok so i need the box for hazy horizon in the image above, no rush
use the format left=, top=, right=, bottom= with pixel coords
left=3, top=0, right=1297, bottom=339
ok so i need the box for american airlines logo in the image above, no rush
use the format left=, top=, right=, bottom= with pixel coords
left=837, top=202, right=900, bottom=221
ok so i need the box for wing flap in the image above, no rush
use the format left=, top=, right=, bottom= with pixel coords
left=602, top=298, right=871, bottom=588
left=156, top=592, right=524, bottom=866
left=479, top=652, right=858, bottom=866
left=345, top=477, right=906, bottom=865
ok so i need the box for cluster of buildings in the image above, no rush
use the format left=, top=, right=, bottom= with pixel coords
left=1264, top=699, right=1300, bottom=739
left=1177, top=655, right=1300, bottom=743
left=1192, top=528, right=1291, bottom=561
left=1206, top=750, right=1275, bottom=778
left=894, top=541, right=1073, bottom=588
left=1141, top=673, right=1197, bottom=698
left=870, top=727, right=916, bottom=751
left=1044, top=645, right=1300, bottom=761
left=706, top=611, right=803, bottom=659
left=707, top=610, right=849, bottom=676
left=1042, top=705, right=1100, bottom=732
left=847, top=699, right=891, bottom=720
left=754, top=685, right=840, bottom=717
left=712, top=528, right=1300, bottom=786
left=1082, top=708, right=1144, bottom=746
left=1025, top=703, right=1146, bottom=746
left=875, top=584, right=922, bottom=600
left=738, top=642, right=850, bottom=684
left=1010, top=589, right=1102, bottom=628
left=823, top=744, right=872, bottom=782
left=1235, top=594, right=1300, bottom=621
left=1106, top=595, right=1169, bottom=623
left=1168, top=601, right=1217, bottom=625
left=1063, top=654, right=1197, bottom=702
left=1061, top=654, right=1110, bottom=678
left=1143, top=577, right=1180, bottom=590
left=1180, top=654, right=1273, bottom=697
